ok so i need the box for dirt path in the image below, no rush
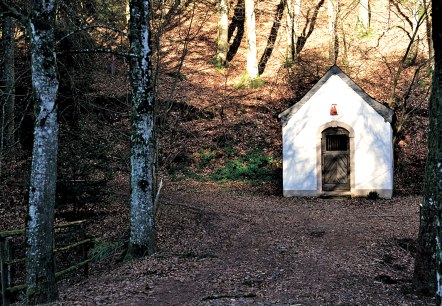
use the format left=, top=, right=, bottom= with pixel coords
left=55, top=191, right=433, bottom=305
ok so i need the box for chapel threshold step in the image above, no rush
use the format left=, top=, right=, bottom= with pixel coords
left=319, top=191, right=351, bottom=199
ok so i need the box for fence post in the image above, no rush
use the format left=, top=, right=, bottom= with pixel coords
left=1, top=237, right=12, bottom=306
left=81, top=223, right=89, bottom=277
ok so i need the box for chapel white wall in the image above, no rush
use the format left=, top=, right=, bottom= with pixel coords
left=282, top=75, right=393, bottom=198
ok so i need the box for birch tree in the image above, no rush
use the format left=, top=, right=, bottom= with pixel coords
left=213, top=0, right=229, bottom=68
left=244, top=0, right=259, bottom=82
left=26, top=0, right=59, bottom=303
left=413, top=0, right=442, bottom=299
left=126, top=0, right=156, bottom=258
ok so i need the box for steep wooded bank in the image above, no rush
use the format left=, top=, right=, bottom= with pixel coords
left=0, top=0, right=436, bottom=303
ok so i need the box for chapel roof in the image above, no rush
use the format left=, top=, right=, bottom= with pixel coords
left=278, top=65, right=394, bottom=125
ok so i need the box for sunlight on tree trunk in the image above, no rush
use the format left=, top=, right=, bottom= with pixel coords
left=413, top=0, right=442, bottom=299
left=213, top=0, right=229, bottom=68
left=126, top=0, right=156, bottom=259
left=387, top=0, right=426, bottom=108
left=327, top=0, right=339, bottom=64
left=422, top=0, right=433, bottom=68
left=125, top=0, right=130, bottom=24
left=245, top=0, right=258, bottom=80
left=405, top=0, right=422, bottom=66
left=26, top=0, right=59, bottom=304
left=356, top=0, right=370, bottom=35
left=285, top=0, right=300, bottom=65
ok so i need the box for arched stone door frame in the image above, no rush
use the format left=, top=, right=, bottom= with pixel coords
left=316, top=122, right=355, bottom=194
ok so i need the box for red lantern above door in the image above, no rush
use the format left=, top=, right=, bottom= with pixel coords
left=330, top=104, right=338, bottom=116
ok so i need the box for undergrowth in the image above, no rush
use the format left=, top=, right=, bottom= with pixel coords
left=210, top=150, right=277, bottom=183
left=89, top=239, right=127, bottom=262
left=168, top=147, right=278, bottom=184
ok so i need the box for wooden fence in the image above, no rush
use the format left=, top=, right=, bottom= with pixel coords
left=0, top=220, right=93, bottom=306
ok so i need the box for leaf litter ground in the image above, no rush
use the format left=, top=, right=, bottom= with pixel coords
left=49, top=182, right=433, bottom=305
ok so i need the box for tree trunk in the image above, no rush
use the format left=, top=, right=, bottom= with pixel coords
left=405, top=0, right=422, bottom=66
left=245, top=0, right=258, bottom=80
left=227, top=0, right=244, bottom=62
left=125, top=0, right=130, bottom=24
left=213, top=0, right=229, bottom=68
left=1, top=15, right=15, bottom=157
left=422, top=0, right=433, bottom=68
left=285, top=0, right=300, bottom=65
left=285, top=0, right=293, bottom=64
left=327, top=0, right=339, bottom=64
left=26, top=0, right=59, bottom=304
left=413, top=0, right=442, bottom=298
left=293, top=0, right=324, bottom=57
left=258, top=0, right=285, bottom=75
left=126, top=0, right=156, bottom=258
left=357, top=0, right=370, bottom=34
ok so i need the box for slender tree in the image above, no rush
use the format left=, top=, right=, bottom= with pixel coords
left=227, top=0, right=244, bottom=62
left=388, top=0, right=427, bottom=108
left=356, top=0, right=370, bottom=35
left=413, top=0, right=442, bottom=299
left=126, top=0, right=156, bottom=258
left=407, top=0, right=423, bottom=66
left=213, top=0, right=229, bottom=68
left=434, top=1, right=442, bottom=298
left=244, top=0, right=258, bottom=81
left=286, top=0, right=324, bottom=62
left=285, top=0, right=301, bottom=65
left=259, top=0, right=285, bottom=75
left=327, top=0, right=339, bottom=64
left=422, top=0, right=433, bottom=68
left=26, top=0, right=59, bottom=303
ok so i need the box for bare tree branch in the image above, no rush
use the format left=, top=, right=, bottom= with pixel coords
left=0, top=0, right=27, bottom=26
left=56, top=24, right=128, bottom=45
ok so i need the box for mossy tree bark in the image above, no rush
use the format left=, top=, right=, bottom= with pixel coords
left=413, top=0, right=442, bottom=300
left=127, top=0, right=156, bottom=258
left=26, top=0, right=59, bottom=304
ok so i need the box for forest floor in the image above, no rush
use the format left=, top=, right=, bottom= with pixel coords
left=45, top=181, right=433, bottom=306
left=1, top=1, right=434, bottom=305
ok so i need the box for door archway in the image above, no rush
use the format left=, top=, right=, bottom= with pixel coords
left=321, top=127, right=350, bottom=191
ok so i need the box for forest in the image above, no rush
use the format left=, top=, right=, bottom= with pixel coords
left=0, top=0, right=441, bottom=304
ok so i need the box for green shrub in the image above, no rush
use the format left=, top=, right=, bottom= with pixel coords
left=234, top=72, right=265, bottom=89
left=199, top=149, right=216, bottom=168
left=211, top=151, right=277, bottom=183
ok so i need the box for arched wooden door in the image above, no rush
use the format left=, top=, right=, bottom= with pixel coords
left=321, top=127, right=350, bottom=191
